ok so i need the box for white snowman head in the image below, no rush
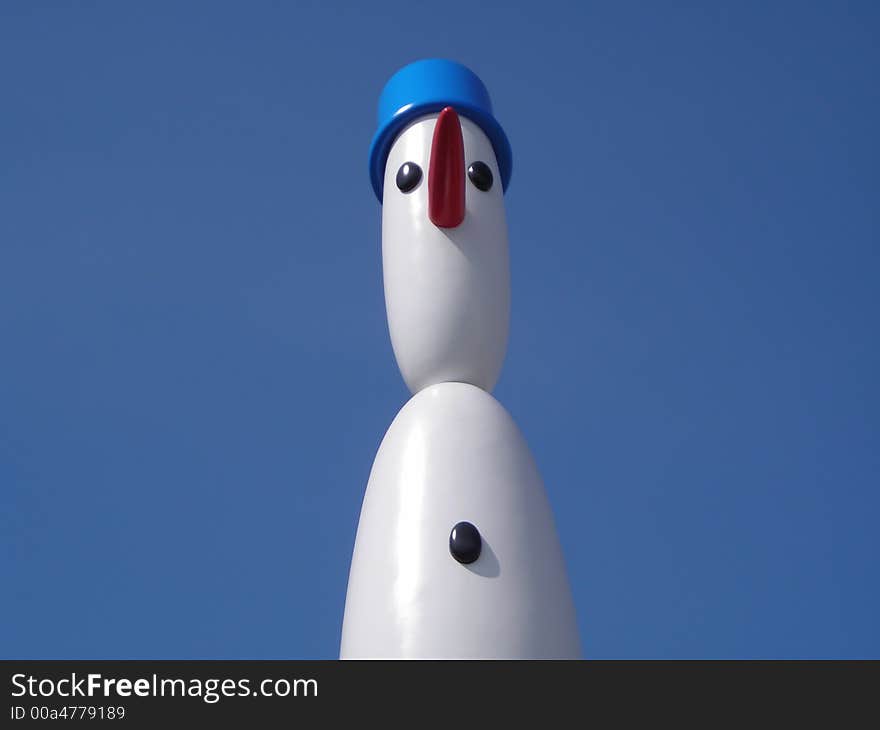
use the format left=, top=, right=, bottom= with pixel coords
left=368, top=60, right=513, bottom=394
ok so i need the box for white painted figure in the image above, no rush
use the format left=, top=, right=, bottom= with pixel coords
left=340, top=60, right=581, bottom=659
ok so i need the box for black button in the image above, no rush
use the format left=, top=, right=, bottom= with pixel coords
left=467, top=161, right=493, bottom=192
left=396, top=162, right=422, bottom=193
left=449, top=521, right=482, bottom=564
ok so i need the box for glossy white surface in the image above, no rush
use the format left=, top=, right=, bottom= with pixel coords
left=382, top=114, right=510, bottom=394
left=340, top=382, right=581, bottom=659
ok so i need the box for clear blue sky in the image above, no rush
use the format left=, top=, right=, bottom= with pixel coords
left=2, top=2, right=877, bottom=659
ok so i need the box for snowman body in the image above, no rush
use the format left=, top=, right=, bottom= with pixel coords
left=341, top=61, right=581, bottom=658
left=340, top=382, right=580, bottom=658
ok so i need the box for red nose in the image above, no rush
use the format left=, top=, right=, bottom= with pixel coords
left=428, top=106, right=465, bottom=228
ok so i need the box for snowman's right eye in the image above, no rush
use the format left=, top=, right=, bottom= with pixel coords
left=396, top=162, right=422, bottom=193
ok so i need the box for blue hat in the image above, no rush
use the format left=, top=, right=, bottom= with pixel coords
left=368, top=59, right=512, bottom=202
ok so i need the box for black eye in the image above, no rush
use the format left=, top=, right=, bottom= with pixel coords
left=467, top=161, right=493, bottom=192
left=396, top=162, right=422, bottom=193
left=449, top=521, right=481, bottom=564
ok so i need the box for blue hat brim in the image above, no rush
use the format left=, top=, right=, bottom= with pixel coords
left=368, top=102, right=512, bottom=203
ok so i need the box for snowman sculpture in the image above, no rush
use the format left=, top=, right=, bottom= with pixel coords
left=340, top=60, right=581, bottom=658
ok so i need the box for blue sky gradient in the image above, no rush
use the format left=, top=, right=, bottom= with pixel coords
left=2, top=1, right=878, bottom=658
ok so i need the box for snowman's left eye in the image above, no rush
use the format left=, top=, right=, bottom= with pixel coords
left=396, top=162, right=422, bottom=193
left=467, top=161, right=493, bottom=192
